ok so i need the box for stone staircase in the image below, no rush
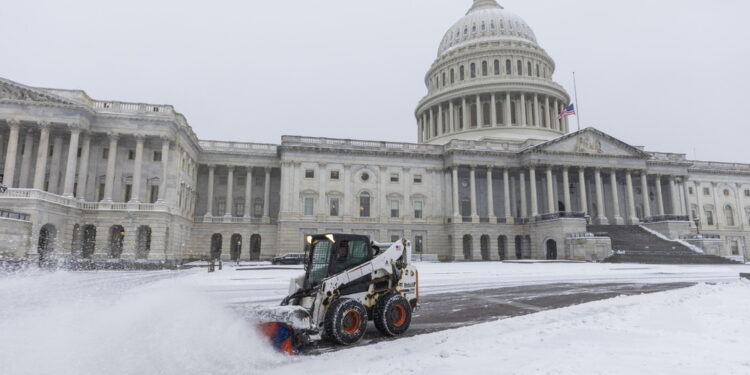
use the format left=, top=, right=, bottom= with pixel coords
left=588, top=225, right=740, bottom=265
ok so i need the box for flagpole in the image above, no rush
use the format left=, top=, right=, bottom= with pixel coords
left=573, top=72, right=582, bottom=131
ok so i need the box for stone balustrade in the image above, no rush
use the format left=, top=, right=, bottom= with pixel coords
left=0, top=189, right=173, bottom=214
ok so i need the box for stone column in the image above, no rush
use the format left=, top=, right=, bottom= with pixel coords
left=448, top=101, right=455, bottom=132
left=18, top=130, right=35, bottom=188
left=62, top=125, right=81, bottom=198
left=594, top=168, right=608, bottom=224
left=318, top=163, right=326, bottom=216
left=544, top=96, right=551, bottom=129
left=486, top=166, right=496, bottom=220
left=157, top=138, right=170, bottom=203
left=503, top=168, right=512, bottom=222
left=655, top=174, right=665, bottom=216
left=452, top=166, right=460, bottom=218
left=609, top=170, right=624, bottom=224
left=469, top=166, right=479, bottom=222
left=262, top=167, right=271, bottom=222
left=128, top=134, right=145, bottom=203
left=683, top=178, right=692, bottom=222
left=504, top=92, right=512, bottom=126
left=519, top=170, right=528, bottom=218
left=427, top=109, right=433, bottom=139
left=437, top=105, right=443, bottom=136
left=711, top=182, right=721, bottom=227
left=462, top=97, right=468, bottom=129
left=641, top=171, right=652, bottom=218
left=562, top=167, right=571, bottom=212
left=33, top=122, right=51, bottom=190
left=2, top=120, right=20, bottom=188
left=555, top=101, right=561, bottom=130
left=520, top=94, right=527, bottom=126
left=475, top=95, right=482, bottom=127
left=48, top=135, right=64, bottom=194
left=243, top=166, right=253, bottom=217
left=102, top=134, right=119, bottom=202
left=225, top=166, right=234, bottom=217
left=578, top=168, right=588, bottom=214
left=546, top=167, right=555, bottom=213
left=205, top=165, right=215, bottom=217
left=626, top=170, right=639, bottom=224
left=533, top=94, right=540, bottom=127
left=75, top=132, right=91, bottom=200
left=343, top=164, right=351, bottom=218
left=736, top=182, right=747, bottom=229
left=529, top=167, right=538, bottom=218
left=669, top=176, right=680, bottom=215
left=490, top=93, right=497, bottom=126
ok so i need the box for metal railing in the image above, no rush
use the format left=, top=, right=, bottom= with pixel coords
left=567, top=232, right=610, bottom=239
left=536, top=211, right=586, bottom=222
left=642, top=215, right=690, bottom=223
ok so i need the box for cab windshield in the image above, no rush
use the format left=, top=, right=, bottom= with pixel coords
left=305, top=239, right=333, bottom=288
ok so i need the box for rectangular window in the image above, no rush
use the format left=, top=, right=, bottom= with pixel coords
left=77, top=147, right=82, bottom=158
left=703, top=188, right=710, bottom=196
left=128, top=150, right=136, bottom=160
left=102, top=148, right=109, bottom=159
left=304, top=197, right=314, bottom=216
left=414, top=235, right=424, bottom=253
left=124, top=184, right=132, bottom=202
left=688, top=187, right=694, bottom=195
left=153, top=151, right=162, bottom=162
left=360, top=195, right=370, bottom=218
left=413, top=174, right=423, bottom=184
left=330, top=170, right=340, bottom=180
left=705, top=210, right=714, bottom=226
left=731, top=241, right=740, bottom=256
left=234, top=201, right=244, bottom=217
left=254, top=199, right=263, bottom=216
left=305, top=169, right=315, bottom=179
left=98, top=183, right=105, bottom=201
left=49, top=145, right=54, bottom=157
left=216, top=198, right=226, bottom=215
left=391, top=235, right=400, bottom=242
left=329, top=198, right=339, bottom=217
left=390, top=200, right=400, bottom=218
left=149, top=185, right=159, bottom=203
left=745, top=189, right=750, bottom=197
left=414, top=201, right=423, bottom=219
left=390, top=173, right=400, bottom=183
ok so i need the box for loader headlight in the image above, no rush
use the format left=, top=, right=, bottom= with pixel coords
left=305, top=235, right=313, bottom=245
left=325, top=234, right=336, bottom=243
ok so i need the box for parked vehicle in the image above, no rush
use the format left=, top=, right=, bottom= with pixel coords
left=270, top=253, right=306, bottom=265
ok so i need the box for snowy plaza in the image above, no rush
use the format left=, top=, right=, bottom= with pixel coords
left=2, top=262, right=749, bottom=374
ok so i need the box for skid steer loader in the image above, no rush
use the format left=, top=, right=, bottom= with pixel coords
left=256, top=233, right=419, bottom=354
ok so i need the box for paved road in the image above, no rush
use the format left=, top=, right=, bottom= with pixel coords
left=305, top=282, right=695, bottom=354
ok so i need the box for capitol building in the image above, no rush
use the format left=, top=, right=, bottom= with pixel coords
left=1, top=0, right=748, bottom=264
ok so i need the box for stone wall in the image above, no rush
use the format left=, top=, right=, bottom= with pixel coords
left=0, top=217, right=31, bottom=259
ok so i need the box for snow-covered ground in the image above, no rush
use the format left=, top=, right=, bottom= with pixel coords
left=1, top=262, right=749, bottom=375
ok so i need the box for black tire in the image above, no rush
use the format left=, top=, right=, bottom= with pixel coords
left=373, top=293, right=412, bottom=337
left=324, top=298, right=368, bottom=345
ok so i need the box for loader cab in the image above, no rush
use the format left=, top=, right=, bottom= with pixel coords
left=304, top=234, right=374, bottom=289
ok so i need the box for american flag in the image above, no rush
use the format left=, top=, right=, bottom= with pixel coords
left=558, top=104, right=576, bottom=120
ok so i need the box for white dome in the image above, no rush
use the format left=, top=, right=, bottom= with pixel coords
left=438, top=0, right=537, bottom=58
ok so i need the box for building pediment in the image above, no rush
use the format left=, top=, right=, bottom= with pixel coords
left=0, top=77, right=77, bottom=106
left=524, top=127, right=649, bottom=159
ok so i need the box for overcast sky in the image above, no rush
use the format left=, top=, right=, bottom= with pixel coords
left=2, top=0, right=749, bottom=163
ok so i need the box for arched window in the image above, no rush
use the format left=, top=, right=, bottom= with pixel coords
left=514, top=235, right=523, bottom=259
left=470, top=63, right=476, bottom=78
left=136, top=226, right=152, bottom=260
left=497, top=236, right=507, bottom=260
left=517, top=60, right=523, bottom=75
left=250, top=234, right=261, bottom=261
left=82, top=225, right=96, bottom=259
left=494, top=60, right=500, bottom=75
left=480, top=235, right=490, bottom=261
left=210, top=233, right=222, bottom=260
left=505, top=60, right=511, bottom=74
left=725, top=205, right=735, bottom=226
left=450, top=69, right=455, bottom=84
left=109, top=225, right=125, bottom=259
left=459, top=66, right=465, bottom=80
left=481, top=61, right=488, bottom=76
left=359, top=192, right=371, bottom=218
left=527, top=62, right=532, bottom=76
left=230, top=234, right=242, bottom=261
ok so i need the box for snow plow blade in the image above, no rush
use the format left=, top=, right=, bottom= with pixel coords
left=250, top=305, right=313, bottom=355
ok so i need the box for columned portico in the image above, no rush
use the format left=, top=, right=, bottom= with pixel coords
left=594, top=168, right=608, bottom=225
left=102, top=133, right=119, bottom=202
left=655, top=174, right=665, bottom=216
left=469, top=166, right=479, bottom=222
left=62, top=125, right=81, bottom=198
left=609, top=170, right=624, bottom=225
left=33, top=121, right=50, bottom=190
left=2, top=119, right=20, bottom=188
left=244, top=166, right=253, bottom=217
left=625, top=170, right=639, bottom=224
left=205, top=165, right=215, bottom=217
left=486, top=166, right=496, bottom=221
left=578, top=168, right=588, bottom=215
left=262, top=167, right=271, bottom=223
left=224, top=166, right=234, bottom=217
left=529, top=166, right=538, bottom=217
